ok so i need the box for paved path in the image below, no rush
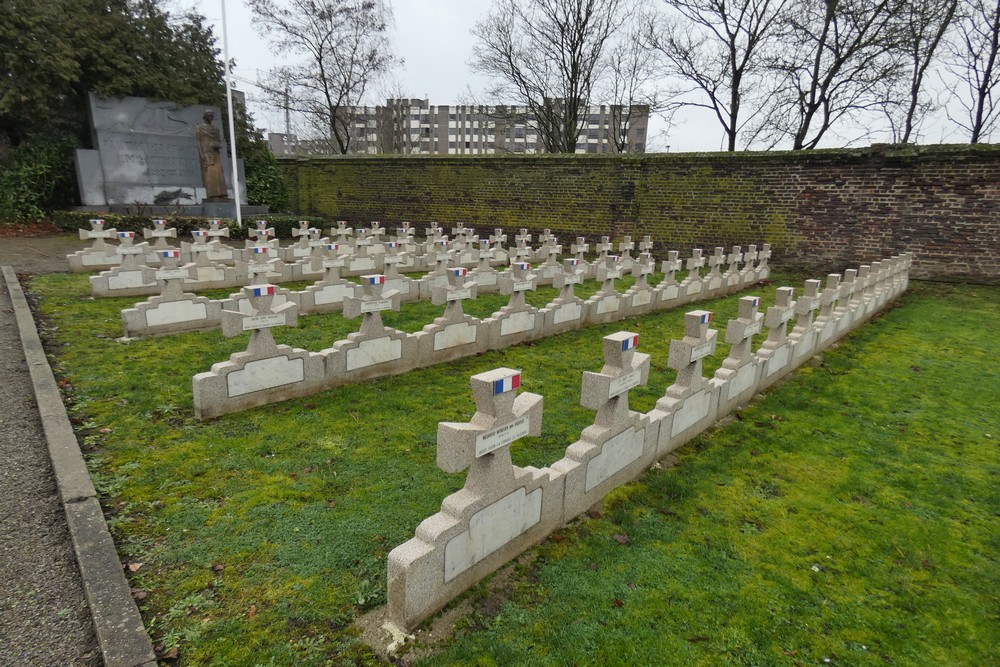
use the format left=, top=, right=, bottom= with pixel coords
left=1, top=234, right=101, bottom=666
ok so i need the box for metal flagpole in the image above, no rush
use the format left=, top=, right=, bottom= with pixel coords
left=220, top=0, right=242, bottom=228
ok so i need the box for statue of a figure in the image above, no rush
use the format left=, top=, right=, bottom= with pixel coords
left=196, top=109, right=229, bottom=200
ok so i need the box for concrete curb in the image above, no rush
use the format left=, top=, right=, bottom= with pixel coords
left=3, top=266, right=157, bottom=667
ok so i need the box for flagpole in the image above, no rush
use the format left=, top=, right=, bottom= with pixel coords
left=220, top=0, right=242, bottom=228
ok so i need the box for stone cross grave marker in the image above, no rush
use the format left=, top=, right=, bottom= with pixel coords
left=835, top=269, right=858, bottom=334
left=626, top=252, right=655, bottom=312
left=142, top=219, right=177, bottom=252
left=432, top=267, right=477, bottom=317
left=657, top=250, right=682, bottom=302
left=790, top=278, right=821, bottom=361
left=300, top=243, right=360, bottom=313
left=545, top=258, right=586, bottom=329
left=80, top=218, right=116, bottom=252
left=741, top=244, right=759, bottom=283
left=681, top=248, right=705, bottom=297
left=220, top=284, right=298, bottom=356
left=556, top=332, right=652, bottom=517
left=206, top=219, right=230, bottom=241
left=757, top=244, right=772, bottom=279
left=242, top=245, right=282, bottom=284
left=152, top=248, right=194, bottom=300
left=724, top=245, right=742, bottom=287
left=638, top=235, right=654, bottom=254
left=815, top=273, right=841, bottom=346
left=473, top=240, right=499, bottom=288
left=706, top=247, right=725, bottom=291
left=716, top=295, right=764, bottom=411
left=655, top=310, right=718, bottom=451
left=370, top=220, right=386, bottom=243
left=759, top=287, right=797, bottom=382
left=436, top=366, right=544, bottom=515
left=385, top=368, right=559, bottom=638
left=332, top=220, right=353, bottom=247
left=343, top=274, right=402, bottom=337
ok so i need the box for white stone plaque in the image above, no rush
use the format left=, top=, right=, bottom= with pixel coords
left=117, top=247, right=145, bottom=256
left=227, top=356, right=305, bottom=397
left=728, top=362, right=758, bottom=398
left=155, top=268, right=188, bottom=280
left=690, top=340, right=714, bottom=363
left=475, top=415, right=531, bottom=457
left=444, top=487, right=542, bottom=582
left=361, top=298, right=392, bottom=313
left=512, top=280, right=533, bottom=292
left=585, top=426, right=645, bottom=492
left=242, top=313, right=286, bottom=331
left=145, top=300, right=207, bottom=327
left=447, top=288, right=472, bottom=301
left=323, top=259, right=345, bottom=269
left=553, top=302, right=582, bottom=324
left=500, top=311, right=535, bottom=336
left=671, top=389, right=711, bottom=436
left=609, top=367, right=642, bottom=398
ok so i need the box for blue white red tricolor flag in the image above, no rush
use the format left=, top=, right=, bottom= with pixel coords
left=251, top=285, right=276, bottom=297
left=750, top=297, right=760, bottom=308
left=621, top=335, right=639, bottom=351
left=493, top=372, right=521, bottom=395
left=154, top=219, right=166, bottom=226
left=118, top=231, right=134, bottom=239
left=252, top=246, right=268, bottom=254
left=700, top=312, right=712, bottom=324
left=438, top=239, right=449, bottom=246
left=161, top=249, right=179, bottom=258
left=325, top=243, right=339, bottom=251
left=366, top=275, right=385, bottom=285
left=193, top=230, right=208, bottom=237
left=516, top=262, right=530, bottom=270
left=609, top=255, right=620, bottom=262
left=568, top=258, right=580, bottom=266
left=452, top=267, right=468, bottom=277
left=90, top=219, right=104, bottom=226
left=386, top=241, right=398, bottom=249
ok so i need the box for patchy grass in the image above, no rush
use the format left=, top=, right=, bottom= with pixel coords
left=28, top=272, right=1000, bottom=665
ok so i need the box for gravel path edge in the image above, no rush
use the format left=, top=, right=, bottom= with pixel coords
left=3, top=265, right=158, bottom=667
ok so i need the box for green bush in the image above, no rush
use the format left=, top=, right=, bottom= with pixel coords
left=0, top=135, right=79, bottom=219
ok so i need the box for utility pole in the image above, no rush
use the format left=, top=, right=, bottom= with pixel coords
left=220, top=0, right=242, bottom=228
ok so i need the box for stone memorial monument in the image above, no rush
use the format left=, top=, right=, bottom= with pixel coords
left=74, top=93, right=253, bottom=215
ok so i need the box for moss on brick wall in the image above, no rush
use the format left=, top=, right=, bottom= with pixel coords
left=278, top=145, right=1000, bottom=281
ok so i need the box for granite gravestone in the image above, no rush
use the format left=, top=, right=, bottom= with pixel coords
left=75, top=93, right=247, bottom=208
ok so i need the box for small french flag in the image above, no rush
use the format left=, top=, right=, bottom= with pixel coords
left=193, top=230, right=208, bottom=237
left=621, top=334, right=639, bottom=351
left=90, top=219, right=104, bottom=226
left=493, top=372, right=521, bottom=395
left=452, top=267, right=468, bottom=277
left=788, top=288, right=795, bottom=299
left=118, top=231, right=134, bottom=239
left=325, top=243, right=340, bottom=251
left=309, top=228, right=320, bottom=235
left=609, top=255, right=620, bottom=262
left=366, top=275, right=385, bottom=285
left=750, top=297, right=760, bottom=309
left=568, top=258, right=580, bottom=266
left=208, top=219, right=221, bottom=225
left=161, top=249, right=179, bottom=258
left=517, top=262, right=531, bottom=270
left=386, top=241, right=399, bottom=249
left=700, top=312, right=713, bottom=324
left=252, top=246, right=268, bottom=254
left=153, top=219, right=166, bottom=225
left=482, top=240, right=491, bottom=247
left=438, top=239, right=450, bottom=247
left=251, top=285, right=276, bottom=297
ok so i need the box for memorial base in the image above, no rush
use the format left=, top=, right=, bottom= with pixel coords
left=72, top=204, right=268, bottom=217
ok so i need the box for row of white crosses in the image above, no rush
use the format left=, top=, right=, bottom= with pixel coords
left=193, top=251, right=911, bottom=425
left=385, top=251, right=915, bottom=640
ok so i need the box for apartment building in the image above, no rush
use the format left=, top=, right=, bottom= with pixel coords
left=269, top=99, right=649, bottom=155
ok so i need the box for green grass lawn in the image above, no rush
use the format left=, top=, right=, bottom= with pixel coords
left=28, top=271, right=1000, bottom=666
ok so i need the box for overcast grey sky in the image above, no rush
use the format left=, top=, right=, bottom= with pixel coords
left=191, top=0, right=968, bottom=152
left=191, top=0, right=706, bottom=150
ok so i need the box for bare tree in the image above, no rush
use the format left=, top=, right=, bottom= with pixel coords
left=471, top=0, right=626, bottom=153
left=601, top=10, right=668, bottom=152
left=647, top=0, right=789, bottom=151
left=877, top=0, right=958, bottom=143
left=248, top=0, right=400, bottom=154
left=763, top=0, right=902, bottom=150
left=943, top=0, right=1000, bottom=143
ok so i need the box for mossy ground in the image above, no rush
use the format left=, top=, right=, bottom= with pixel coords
left=27, top=271, right=999, bottom=666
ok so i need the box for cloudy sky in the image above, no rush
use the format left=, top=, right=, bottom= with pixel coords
left=190, top=0, right=714, bottom=151
left=190, top=0, right=968, bottom=152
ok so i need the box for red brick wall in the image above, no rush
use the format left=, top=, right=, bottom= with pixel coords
left=278, top=144, right=1000, bottom=281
